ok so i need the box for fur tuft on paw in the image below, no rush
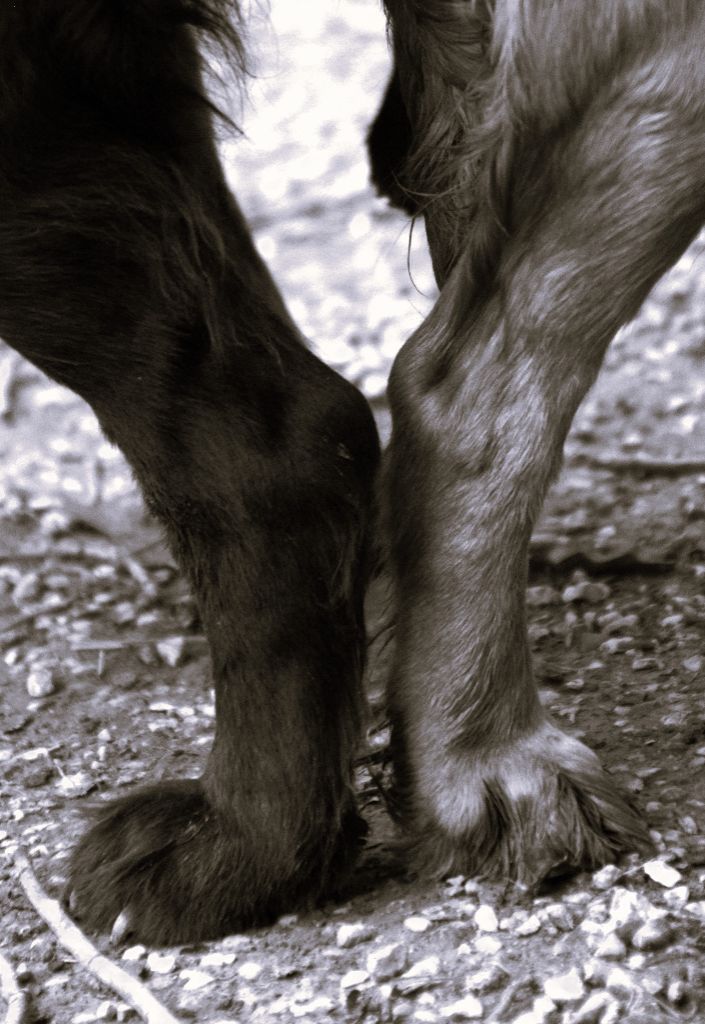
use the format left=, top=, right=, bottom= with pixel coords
left=66, top=778, right=364, bottom=944
left=393, top=722, right=652, bottom=887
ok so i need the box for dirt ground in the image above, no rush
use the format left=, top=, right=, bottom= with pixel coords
left=2, top=3, right=705, bottom=1023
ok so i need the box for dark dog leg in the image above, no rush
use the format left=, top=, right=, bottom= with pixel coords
left=0, top=3, right=379, bottom=942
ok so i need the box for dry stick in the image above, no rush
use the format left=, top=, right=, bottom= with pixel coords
left=70, top=635, right=207, bottom=652
left=487, top=976, right=534, bottom=1023
left=0, top=951, right=27, bottom=1024
left=580, top=453, right=705, bottom=476
left=13, top=848, right=183, bottom=1024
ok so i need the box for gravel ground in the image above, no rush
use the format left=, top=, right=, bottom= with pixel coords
left=2, top=3, right=705, bottom=1023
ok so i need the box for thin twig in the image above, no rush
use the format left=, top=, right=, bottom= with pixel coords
left=13, top=848, right=183, bottom=1024
left=579, top=453, right=705, bottom=476
left=487, top=976, right=534, bottom=1023
left=70, top=635, right=206, bottom=653
left=0, top=951, right=27, bottom=1024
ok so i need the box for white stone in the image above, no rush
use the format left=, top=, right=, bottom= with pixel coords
left=27, top=666, right=55, bottom=698
left=146, top=952, right=176, bottom=974
left=473, top=905, right=498, bottom=932
left=631, top=918, right=672, bottom=951
left=156, top=636, right=185, bottom=667
left=121, top=945, right=146, bottom=963
left=179, top=970, right=213, bottom=991
left=605, top=966, right=637, bottom=998
left=404, top=915, right=431, bottom=933
left=662, top=885, right=689, bottom=909
left=440, top=994, right=484, bottom=1019
left=474, top=935, right=502, bottom=955
left=340, top=969, right=369, bottom=989
left=607, top=887, right=647, bottom=940
left=543, top=969, right=584, bottom=1002
left=572, top=992, right=615, bottom=1024
left=289, top=996, right=335, bottom=1018
left=366, top=942, right=408, bottom=981
left=200, top=952, right=236, bottom=968
left=515, top=914, right=542, bottom=936
left=643, top=859, right=682, bottom=888
left=95, top=1002, right=118, bottom=1021
left=336, top=922, right=375, bottom=948
left=593, top=933, right=627, bottom=959
left=512, top=996, right=557, bottom=1024
left=238, top=962, right=262, bottom=981
left=403, top=956, right=441, bottom=979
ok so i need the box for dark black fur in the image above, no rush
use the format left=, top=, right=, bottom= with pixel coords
left=366, top=69, right=418, bottom=215
left=0, top=1, right=379, bottom=944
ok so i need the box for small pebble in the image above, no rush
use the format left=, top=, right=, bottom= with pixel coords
left=336, top=922, right=375, bottom=948
left=96, top=1002, right=118, bottom=1021
left=526, top=585, right=560, bottom=606
left=631, top=918, right=672, bottom=951
left=14, top=573, right=41, bottom=604
left=605, top=966, right=637, bottom=998
left=289, top=996, right=335, bottom=1018
left=404, top=915, right=431, bottom=933
left=543, top=969, right=584, bottom=1003
left=238, top=962, right=262, bottom=981
left=366, top=942, right=408, bottom=981
left=661, top=613, right=684, bottom=629
left=572, top=991, right=616, bottom=1024
left=600, top=612, right=639, bottom=634
left=541, top=903, right=575, bottom=932
left=26, top=666, right=55, bottom=698
left=156, top=636, right=185, bottom=667
left=146, top=953, right=176, bottom=975
left=662, top=885, right=689, bottom=909
left=361, top=372, right=387, bottom=401
left=591, top=864, right=622, bottom=890
left=474, top=935, right=502, bottom=955
left=667, top=979, right=689, bottom=1005
left=121, top=946, right=146, bottom=963
left=439, top=994, right=483, bottom=1020
left=473, top=905, right=498, bottom=932
left=340, top=969, right=369, bottom=989
left=515, top=914, right=542, bottom=937
left=593, top=933, right=627, bottom=959
left=179, top=970, right=214, bottom=991
left=465, top=964, right=508, bottom=994
left=403, top=956, right=441, bottom=980
left=607, top=887, right=649, bottom=940
left=643, top=858, right=682, bottom=888
left=512, top=995, right=556, bottom=1024
left=632, top=656, right=660, bottom=671
left=562, top=581, right=610, bottom=603
left=200, top=952, right=236, bottom=968
left=15, top=964, right=33, bottom=985
left=582, top=959, right=608, bottom=988
left=600, top=636, right=634, bottom=655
